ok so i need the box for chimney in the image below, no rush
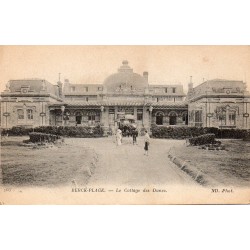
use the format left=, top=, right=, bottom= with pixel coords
left=64, top=79, right=70, bottom=92
left=143, top=71, right=148, bottom=83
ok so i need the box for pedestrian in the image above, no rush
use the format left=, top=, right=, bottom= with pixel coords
left=132, top=129, right=138, bottom=145
left=144, top=130, right=150, bottom=156
left=116, top=129, right=122, bottom=146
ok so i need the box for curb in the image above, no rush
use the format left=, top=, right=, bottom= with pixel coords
left=168, top=152, right=208, bottom=185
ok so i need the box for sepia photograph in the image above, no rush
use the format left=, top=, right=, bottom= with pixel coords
left=1, top=1, right=250, bottom=250
left=0, top=45, right=249, bottom=204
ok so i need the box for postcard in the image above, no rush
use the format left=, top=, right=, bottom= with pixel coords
left=0, top=45, right=249, bottom=204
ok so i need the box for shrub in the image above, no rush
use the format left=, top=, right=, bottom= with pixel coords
left=33, top=125, right=104, bottom=138
left=29, top=132, right=61, bottom=143
left=151, top=126, right=207, bottom=139
left=1, top=126, right=33, bottom=136
left=188, top=133, right=216, bottom=146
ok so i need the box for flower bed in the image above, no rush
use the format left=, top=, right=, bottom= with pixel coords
left=29, top=132, right=61, bottom=143
left=188, top=133, right=216, bottom=146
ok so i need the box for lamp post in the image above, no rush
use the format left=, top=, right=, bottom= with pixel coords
left=61, top=105, right=65, bottom=127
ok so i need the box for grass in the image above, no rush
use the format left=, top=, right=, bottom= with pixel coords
left=1, top=136, right=98, bottom=187
left=171, top=139, right=250, bottom=187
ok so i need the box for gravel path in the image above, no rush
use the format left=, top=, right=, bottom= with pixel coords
left=67, top=137, right=197, bottom=187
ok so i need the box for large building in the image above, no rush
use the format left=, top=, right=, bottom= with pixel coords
left=187, top=79, right=250, bottom=129
left=1, top=61, right=250, bottom=131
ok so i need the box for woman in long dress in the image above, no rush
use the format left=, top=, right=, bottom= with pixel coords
left=144, top=130, right=150, bottom=156
left=116, top=129, right=122, bottom=146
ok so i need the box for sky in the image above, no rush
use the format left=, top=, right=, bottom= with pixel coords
left=0, top=46, right=249, bottom=93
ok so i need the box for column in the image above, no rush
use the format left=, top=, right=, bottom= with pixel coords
left=114, top=106, right=118, bottom=129
left=143, top=107, right=149, bottom=130
left=134, top=107, right=137, bottom=122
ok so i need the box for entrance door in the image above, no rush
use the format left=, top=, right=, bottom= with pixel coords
left=76, top=115, right=82, bottom=124
left=169, top=115, right=177, bottom=125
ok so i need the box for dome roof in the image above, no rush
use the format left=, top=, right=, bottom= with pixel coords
left=103, top=61, right=148, bottom=91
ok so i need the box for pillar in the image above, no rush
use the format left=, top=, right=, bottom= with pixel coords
left=134, top=107, right=137, bottom=121
left=143, top=107, right=149, bottom=130
left=114, top=106, right=118, bottom=129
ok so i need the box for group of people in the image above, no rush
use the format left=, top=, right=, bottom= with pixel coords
left=115, top=128, right=150, bottom=156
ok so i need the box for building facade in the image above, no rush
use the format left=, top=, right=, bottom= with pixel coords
left=187, top=79, right=250, bottom=129
left=1, top=61, right=250, bottom=131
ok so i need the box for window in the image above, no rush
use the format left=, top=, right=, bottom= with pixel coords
left=17, top=109, right=24, bottom=119
left=172, top=87, right=176, bottom=93
left=98, top=87, right=102, bottom=91
left=182, top=112, right=188, bottom=125
left=137, top=113, right=143, bottom=121
left=27, top=109, right=33, bottom=120
left=169, top=112, right=177, bottom=125
left=137, top=109, right=143, bottom=121
left=165, top=88, right=168, bottom=93
left=70, top=87, right=75, bottom=92
left=88, top=115, right=95, bottom=122
left=86, top=97, right=89, bottom=101
left=216, top=106, right=237, bottom=127
left=218, top=112, right=226, bottom=125
left=228, top=111, right=236, bottom=126
left=75, top=111, right=82, bottom=125
left=84, top=87, right=88, bottom=92
left=194, top=110, right=203, bottom=127
left=156, top=112, right=164, bottom=125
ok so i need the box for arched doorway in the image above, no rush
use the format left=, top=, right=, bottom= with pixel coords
left=75, top=111, right=82, bottom=125
left=156, top=112, right=164, bottom=125
left=169, top=111, right=177, bottom=125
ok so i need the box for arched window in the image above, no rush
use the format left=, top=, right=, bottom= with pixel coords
left=169, top=111, right=177, bottom=125
left=156, top=112, right=164, bottom=125
left=27, top=109, right=33, bottom=120
left=88, top=114, right=96, bottom=125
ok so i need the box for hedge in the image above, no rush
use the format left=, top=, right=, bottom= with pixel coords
left=188, top=134, right=216, bottom=146
left=1, top=125, right=104, bottom=138
left=1, top=126, right=250, bottom=139
left=1, top=126, right=33, bottom=136
left=151, top=126, right=249, bottom=139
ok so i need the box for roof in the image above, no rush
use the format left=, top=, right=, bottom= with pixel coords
left=103, top=61, right=147, bottom=91
left=49, top=100, right=188, bottom=108
left=4, top=79, right=59, bottom=97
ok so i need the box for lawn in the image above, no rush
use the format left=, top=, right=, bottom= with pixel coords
left=1, top=136, right=98, bottom=187
left=171, top=139, right=250, bottom=187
